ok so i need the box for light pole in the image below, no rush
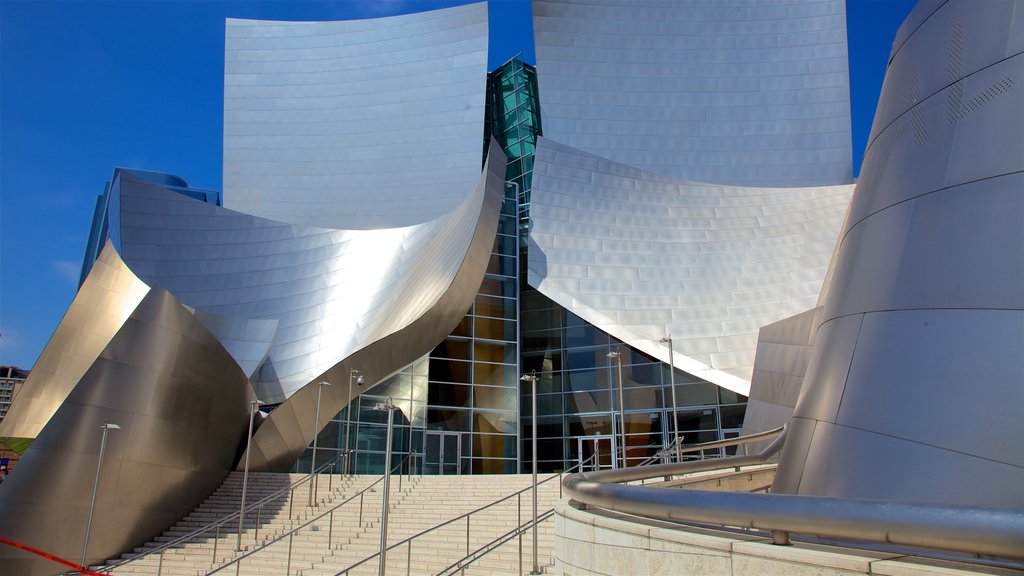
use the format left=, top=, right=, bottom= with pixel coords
left=659, top=335, right=682, bottom=463
left=82, top=421, right=120, bottom=569
left=346, top=369, right=364, bottom=476
left=606, top=350, right=626, bottom=468
left=237, top=399, right=259, bottom=551
left=519, top=371, right=541, bottom=575
left=373, top=398, right=398, bottom=576
left=309, top=380, right=331, bottom=506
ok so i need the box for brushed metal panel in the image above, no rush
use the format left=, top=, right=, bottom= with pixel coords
left=778, top=0, right=1024, bottom=508
left=223, top=3, right=489, bottom=230
left=533, top=0, right=853, bottom=187
left=528, top=138, right=853, bottom=396
left=0, top=288, right=254, bottom=575
left=244, top=142, right=507, bottom=471
left=0, top=243, right=149, bottom=441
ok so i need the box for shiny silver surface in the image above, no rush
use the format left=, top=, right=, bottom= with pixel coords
left=561, top=429, right=1024, bottom=562
left=223, top=3, right=489, bottom=230
left=527, top=138, right=853, bottom=396
left=242, top=143, right=507, bottom=471
left=776, top=0, right=1024, bottom=509
left=0, top=284, right=254, bottom=576
left=742, top=307, right=823, bottom=446
left=532, top=0, right=853, bottom=187
left=0, top=243, right=149, bottom=441
left=117, top=151, right=501, bottom=406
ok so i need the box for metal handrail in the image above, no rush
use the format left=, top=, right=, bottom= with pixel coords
left=436, top=509, right=556, bottom=576
left=100, top=454, right=343, bottom=573
left=336, top=454, right=595, bottom=576
left=635, top=425, right=786, bottom=467
left=562, top=425, right=1024, bottom=562
left=208, top=453, right=413, bottom=574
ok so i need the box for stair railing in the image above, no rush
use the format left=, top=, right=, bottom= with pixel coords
left=336, top=454, right=595, bottom=576
left=436, top=509, right=556, bottom=576
left=98, top=453, right=343, bottom=574
left=208, top=453, right=414, bottom=575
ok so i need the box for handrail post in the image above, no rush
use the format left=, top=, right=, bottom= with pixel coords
left=212, top=524, right=219, bottom=565
left=772, top=530, right=791, bottom=546
left=518, top=492, right=523, bottom=576
left=407, top=540, right=412, bottom=576
left=466, top=515, right=470, bottom=556
left=255, top=505, right=261, bottom=544
left=359, top=492, right=364, bottom=527
left=286, top=532, right=294, bottom=575
left=157, top=550, right=164, bottom=576
left=329, top=509, right=334, bottom=549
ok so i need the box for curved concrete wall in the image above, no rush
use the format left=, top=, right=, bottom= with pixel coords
left=774, top=0, right=1024, bottom=509
left=223, top=3, right=489, bottom=230
left=533, top=0, right=853, bottom=187
left=527, top=138, right=853, bottom=396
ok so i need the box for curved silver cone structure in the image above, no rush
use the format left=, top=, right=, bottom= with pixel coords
left=774, top=0, right=1024, bottom=509
left=527, top=138, right=854, bottom=396
left=533, top=0, right=854, bottom=187
left=0, top=262, right=255, bottom=575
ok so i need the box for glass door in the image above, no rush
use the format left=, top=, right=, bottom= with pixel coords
left=424, top=431, right=461, bottom=475
left=577, top=434, right=616, bottom=471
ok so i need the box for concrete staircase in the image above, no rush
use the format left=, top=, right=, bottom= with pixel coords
left=99, top=472, right=563, bottom=576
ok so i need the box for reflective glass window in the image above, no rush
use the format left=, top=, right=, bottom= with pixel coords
left=473, top=362, right=516, bottom=388
left=566, top=390, right=613, bottom=413
left=475, top=294, right=515, bottom=319
left=566, top=414, right=613, bottom=437
left=473, top=410, right=517, bottom=435
left=428, top=358, right=471, bottom=384
left=719, top=404, right=746, bottom=429
left=474, top=340, right=516, bottom=364
left=677, top=382, right=719, bottom=406
left=432, top=338, right=471, bottom=361
left=474, top=316, right=515, bottom=341
left=676, top=408, right=718, bottom=432
left=522, top=352, right=562, bottom=379
left=563, top=368, right=609, bottom=393
left=427, top=407, right=471, bottom=431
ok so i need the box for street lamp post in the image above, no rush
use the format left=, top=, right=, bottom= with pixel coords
left=82, top=421, right=120, bottom=569
left=606, top=350, right=626, bottom=468
left=309, top=380, right=331, bottom=506
left=237, top=400, right=259, bottom=551
left=346, top=369, right=364, bottom=476
left=373, top=398, right=398, bottom=576
left=660, top=335, right=682, bottom=463
left=519, top=371, right=541, bottom=575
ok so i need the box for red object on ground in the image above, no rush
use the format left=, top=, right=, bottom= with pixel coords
left=0, top=535, right=104, bottom=575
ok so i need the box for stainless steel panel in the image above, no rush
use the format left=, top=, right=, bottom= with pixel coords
left=533, top=0, right=853, bottom=187
left=0, top=288, right=254, bottom=575
left=528, top=138, right=853, bottom=396
left=223, top=3, right=489, bottom=230
left=244, top=142, right=507, bottom=471
left=778, top=0, right=1024, bottom=509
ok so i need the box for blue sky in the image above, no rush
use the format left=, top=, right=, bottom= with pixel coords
left=0, top=0, right=914, bottom=369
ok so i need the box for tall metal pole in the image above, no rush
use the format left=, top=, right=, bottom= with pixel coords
left=607, top=350, right=626, bottom=468
left=377, top=400, right=395, bottom=576
left=82, top=421, right=120, bottom=569
left=661, top=335, right=681, bottom=463
left=237, top=400, right=258, bottom=551
left=530, top=373, right=540, bottom=575
left=310, top=380, right=331, bottom=506
left=346, top=369, right=361, bottom=475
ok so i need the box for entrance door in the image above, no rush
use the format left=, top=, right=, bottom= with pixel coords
left=424, top=431, right=461, bottom=475
left=577, top=435, right=616, bottom=471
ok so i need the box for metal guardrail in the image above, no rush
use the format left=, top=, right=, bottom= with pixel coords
left=208, top=453, right=414, bottom=575
left=562, top=425, right=1024, bottom=562
left=99, top=454, right=345, bottom=574
left=337, top=454, right=595, bottom=576
left=636, top=425, right=785, bottom=467
left=435, top=509, right=556, bottom=576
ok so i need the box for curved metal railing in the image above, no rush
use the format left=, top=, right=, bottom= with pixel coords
left=562, top=425, right=1024, bottom=562
left=100, top=455, right=345, bottom=574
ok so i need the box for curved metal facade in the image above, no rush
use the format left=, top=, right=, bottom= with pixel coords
left=118, top=153, right=503, bottom=405
left=527, top=138, right=853, bottom=396
left=0, top=261, right=254, bottom=575
left=223, top=3, right=489, bottom=230
left=774, top=0, right=1024, bottom=509
left=533, top=0, right=853, bottom=187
